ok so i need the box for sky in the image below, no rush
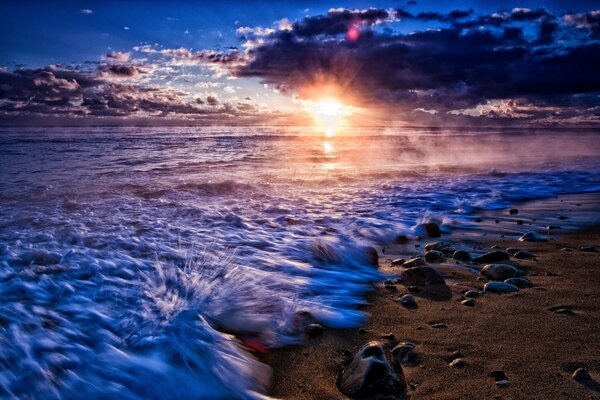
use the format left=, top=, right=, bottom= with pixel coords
left=0, top=0, right=598, bottom=126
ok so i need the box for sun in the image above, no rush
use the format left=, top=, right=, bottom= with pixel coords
left=312, top=98, right=347, bottom=136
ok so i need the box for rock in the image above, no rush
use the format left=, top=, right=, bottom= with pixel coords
left=572, top=368, right=592, bottom=382
left=464, top=290, right=480, bottom=298
left=402, top=257, right=425, bottom=268
left=504, top=277, right=531, bottom=288
left=546, top=225, right=561, bottom=230
left=431, top=323, right=448, bottom=329
left=452, top=250, right=471, bottom=261
left=337, top=342, right=408, bottom=399
left=359, top=328, right=368, bottom=334
left=553, top=308, right=576, bottom=316
left=461, top=298, right=476, bottom=307
left=557, top=215, right=568, bottom=220
left=450, top=350, right=463, bottom=359
left=559, top=247, right=571, bottom=252
left=449, top=358, right=465, bottom=368
left=579, top=245, right=596, bottom=252
left=391, top=342, right=417, bottom=365
left=415, top=222, right=441, bottom=238
left=513, top=250, right=535, bottom=259
left=305, top=323, right=324, bottom=337
left=519, top=232, right=547, bottom=242
left=425, top=250, right=443, bottom=263
left=472, top=251, right=510, bottom=264
left=391, top=258, right=406, bottom=266
left=382, top=333, right=396, bottom=342
left=490, top=371, right=510, bottom=388
left=363, top=246, right=379, bottom=267
left=484, top=281, right=519, bottom=293
left=399, top=294, right=417, bottom=308
left=480, top=264, right=521, bottom=281
left=425, top=242, right=450, bottom=251
left=291, top=311, right=317, bottom=335
left=509, top=209, right=519, bottom=215
left=400, top=266, right=446, bottom=286
left=505, top=247, right=520, bottom=256
left=395, top=235, right=409, bottom=244
left=516, top=220, right=524, bottom=225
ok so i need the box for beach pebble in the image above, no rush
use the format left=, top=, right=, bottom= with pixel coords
left=461, top=298, right=476, bottom=307
left=415, top=222, right=441, bottom=238
left=557, top=215, right=568, bottom=220
left=513, top=250, right=535, bottom=259
left=473, top=251, right=510, bottom=264
left=480, top=264, right=521, bottom=281
left=392, top=342, right=417, bottom=365
left=553, top=308, right=576, bottom=316
left=519, top=232, right=547, bottom=242
left=337, top=342, right=408, bottom=399
left=449, top=358, right=465, bottom=368
left=504, top=277, right=531, bottom=288
left=425, top=241, right=450, bottom=251
left=431, top=323, right=448, bottom=329
left=484, top=281, right=519, bottom=293
left=401, top=266, right=446, bottom=286
left=402, top=257, right=425, bottom=268
left=579, top=245, right=596, bottom=252
left=464, top=290, right=480, bottom=298
left=572, top=368, right=592, bottom=382
left=490, top=371, right=510, bottom=388
left=425, top=250, right=443, bottom=263
left=509, top=209, right=519, bottom=215
left=399, top=294, right=417, bottom=308
left=391, top=258, right=406, bottom=266
left=546, top=225, right=561, bottom=230
left=452, top=250, right=471, bottom=261
left=305, top=323, right=324, bottom=337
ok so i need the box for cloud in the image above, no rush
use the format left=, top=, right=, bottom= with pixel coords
left=99, top=64, right=144, bottom=78
left=206, top=95, right=219, bottom=106
left=80, top=9, right=93, bottom=15
left=105, top=52, right=131, bottom=62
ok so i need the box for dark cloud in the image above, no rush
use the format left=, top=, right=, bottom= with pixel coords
left=99, top=64, right=144, bottom=78
left=206, top=95, right=219, bottom=106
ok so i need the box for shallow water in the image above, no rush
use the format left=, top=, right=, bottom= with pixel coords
left=1, top=126, right=599, bottom=398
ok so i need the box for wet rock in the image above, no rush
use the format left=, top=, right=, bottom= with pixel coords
left=557, top=215, right=568, bottom=220
left=391, top=342, right=417, bottom=365
left=519, top=232, right=547, bottom=242
left=513, top=250, right=535, bottom=259
left=449, top=358, right=465, bottom=368
left=425, top=241, right=450, bottom=252
left=391, top=258, right=406, bottom=266
left=402, top=257, right=425, bottom=268
left=546, top=225, right=561, bottom=230
left=424, top=250, right=443, bottom=263
left=559, top=247, right=572, bottom=252
left=415, top=222, right=441, bottom=238
left=504, top=277, right=531, bottom=288
left=505, top=247, right=520, bottom=256
left=473, top=251, right=510, bottom=264
left=359, top=328, right=368, bottom=334
left=464, top=290, right=480, bottom=298
left=452, top=250, right=471, bottom=261
left=509, top=209, right=519, bottom=215
left=291, top=311, right=317, bottom=335
left=484, top=281, right=519, bottom=293
left=363, top=246, right=380, bottom=267
left=461, top=298, right=476, bottom=307
left=399, top=294, right=416, bottom=308
left=382, top=333, right=396, bottom=342
left=431, top=323, right=448, bottom=329
left=395, top=235, right=409, bottom=244
left=305, top=323, right=324, bottom=337
left=516, top=220, right=524, bottom=225
left=480, top=264, right=521, bottom=281
left=337, top=341, right=408, bottom=400
left=572, top=368, right=592, bottom=382
left=553, top=308, right=576, bottom=316
left=490, top=371, right=510, bottom=388
left=579, top=245, right=596, bottom=252
left=385, top=280, right=397, bottom=291
left=400, top=266, right=446, bottom=286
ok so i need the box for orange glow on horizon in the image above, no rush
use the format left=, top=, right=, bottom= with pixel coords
left=311, top=98, right=349, bottom=136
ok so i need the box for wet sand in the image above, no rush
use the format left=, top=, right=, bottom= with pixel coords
left=263, top=194, right=600, bottom=399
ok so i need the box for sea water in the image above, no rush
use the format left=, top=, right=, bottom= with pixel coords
left=1, top=126, right=599, bottom=398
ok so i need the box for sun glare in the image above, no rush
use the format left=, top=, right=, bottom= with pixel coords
left=312, top=98, right=347, bottom=136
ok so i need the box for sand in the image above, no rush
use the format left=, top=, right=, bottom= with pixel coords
left=262, top=194, right=600, bottom=399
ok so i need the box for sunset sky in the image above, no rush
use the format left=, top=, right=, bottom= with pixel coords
left=0, top=0, right=598, bottom=126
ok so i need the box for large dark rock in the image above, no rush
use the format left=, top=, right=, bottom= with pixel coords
left=337, top=341, right=408, bottom=399
left=472, top=251, right=510, bottom=263
left=362, top=246, right=380, bottom=267
left=424, top=250, right=443, bottom=263
left=401, top=266, right=446, bottom=286
left=402, top=257, right=425, bottom=268
left=452, top=250, right=471, bottom=261
left=415, top=222, right=441, bottom=238
left=480, top=264, right=522, bottom=281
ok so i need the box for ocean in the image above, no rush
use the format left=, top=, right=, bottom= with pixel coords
left=1, top=126, right=599, bottom=398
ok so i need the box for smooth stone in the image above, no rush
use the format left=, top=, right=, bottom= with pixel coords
left=402, top=257, right=425, bottom=268
left=391, top=342, right=417, bottom=365
left=337, top=342, right=408, bottom=399
left=363, top=246, right=380, bottom=267
left=513, top=250, right=535, bottom=259
left=415, top=222, right=441, bottom=238
left=519, top=232, right=547, bottom=242
left=305, top=323, right=324, bottom=337
left=464, top=290, right=480, bottom=298
left=546, top=225, right=561, bottom=230
left=572, top=368, right=592, bottom=382
left=431, top=323, right=448, bottom=329
left=509, top=209, right=519, bottom=215
left=449, top=358, right=465, bottom=368
left=395, top=235, right=409, bottom=244
left=424, top=250, right=443, bottom=263
left=516, top=220, right=524, bottom=225
left=425, top=241, right=450, bottom=251
left=505, top=247, right=520, bottom=256
left=473, top=251, right=510, bottom=264
left=400, top=266, right=446, bottom=286
left=579, top=245, right=596, bottom=252
left=554, top=308, right=576, bottom=316
left=484, top=281, right=519, bottom=293
left=461, top=298, right=475, bottom=307
left=391, top=258, right=406, bottom=266
left=399, top=294, right=417, bottom=307
left=480, top=264, right=521, bottom=281
left=504, top=277, right=531, bottom=288
left=452, top=250, right=471, bottom=261
left=557, top=215, right=568, bottom=220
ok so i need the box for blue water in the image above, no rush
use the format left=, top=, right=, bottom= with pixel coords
left=0, top=126, right=599, bottom=398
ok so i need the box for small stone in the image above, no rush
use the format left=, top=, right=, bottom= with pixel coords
left=545, top=271, right=559, bottom=276
left=554, top=308, right=576, bottom=316
left=395, top=235, right=409, bottom=244
left=473, top=251, right=510, bottom=264
left=449, top=358, right=465, bottom=368
left=519, top=232, right=547, bottom=242
left=401, top=266, right=446, bottom=286
left=399, top=294, right=417, bottom=308
left=496, top=379, right=510, bottom=388
left=431, top=323, right=448, bottom=329
left=557, top=215, right=568, bottom=220
left=559, top=247, right=571, bottom=252
left=579, top=245, right=596, bottom=252
left=358, top=328, right=367, bottom=334
left=392, top=342, right=417, bottom=365
left=402, top=257, right=425, bottom=268
left=425, top=250, right=443, bottom=263
left=484, top=281, right=519, bottom=293
left=505, top=247, right=520, bottom=255
left=504, top=277, right=531, bottom=288
left=461, top=298, right=475, bottom=307
left=415, top=222, right=441, bottom=238
left=513, top=250, right=535, bottom=259
left=516, top=220, right=524, bottom=225
left=509, top=209, right=519, bottom=215
left=475, top=218, right=482, bottom=223
left=495, top=219, right=500, bottom=223
left=572, top=368, right=592, bottom=382
left=480, top=264, right=521, bottom=281
left=490, top=371, right=509, bottom=388
left=391, top=258, right=406, bottom=266
left=425, top=241, right=450, bottom=251
left=464, top=290, right=480, bottom=298
left=305, top=323, right=324, bottom=337
left=450, top=350, right=464, bottom=359
left=452, top=250, right=471, bottom=261
left=382, top=333, right=396, bottom=342
left=546, top=225, right=561, bottom=230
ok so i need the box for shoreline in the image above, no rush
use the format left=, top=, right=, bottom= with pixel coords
left=262, top=192, right=600, bottom=399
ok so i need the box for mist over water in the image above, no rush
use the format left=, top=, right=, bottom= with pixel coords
left=1, top=126, right=599, bottom=398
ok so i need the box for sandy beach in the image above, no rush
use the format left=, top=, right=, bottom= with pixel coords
left=264, top=194, right=600, bottom=399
